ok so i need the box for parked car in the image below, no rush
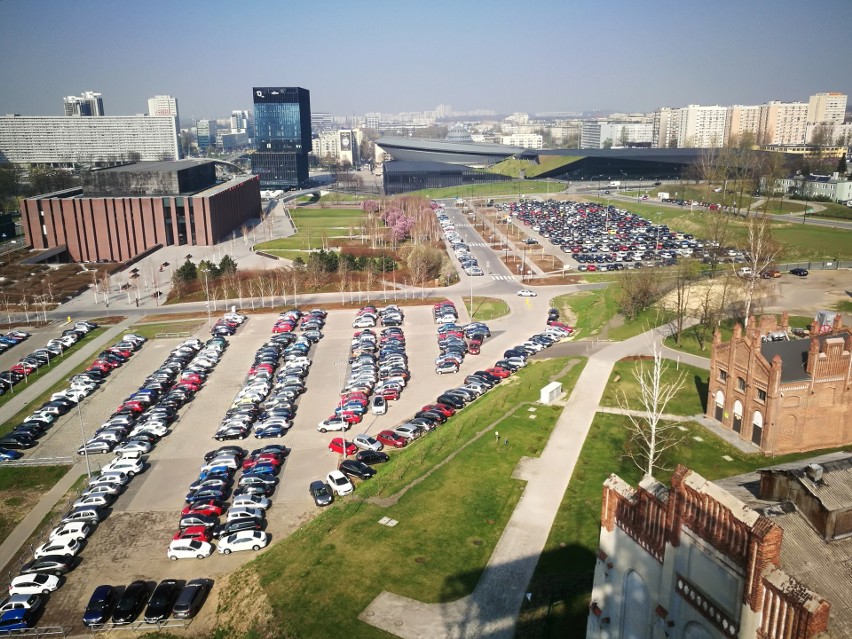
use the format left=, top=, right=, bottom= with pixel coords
left=218, top=530, right=269, bottom=554
left=326, top=470, right=354, bottom=496
left=171, top=579, right=212, bottom=620
left=790, top=267, right=809, bottom=277
left=355, top=450, right=390, bottom=465
left=82, top=585, right=117, bottom=627
left=144, top=579, right=181, bottom=623
left=9, top=573, right=60, bottom=595
left=309, top=480, right=334, bottom=507
left=112, top=580, right=149, bottom=624
left=338, top=459, right=376, bottom=480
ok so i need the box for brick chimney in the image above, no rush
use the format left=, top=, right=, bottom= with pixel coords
left=806, top=337, right=821, bottom=375
left=780, top=311, right=789, bottom=333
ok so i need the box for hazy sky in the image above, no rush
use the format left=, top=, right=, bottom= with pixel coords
left=1, top=0, right=850, bottom=122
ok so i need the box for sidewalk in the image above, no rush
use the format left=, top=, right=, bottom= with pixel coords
left=0, top=463, right=84, bottom=572
left=0, top=317, right=136, bottom=425
left=359, top=323, right=683, bottom=638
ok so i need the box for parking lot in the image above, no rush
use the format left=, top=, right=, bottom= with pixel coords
left=34, top=298, right=551, bottom=630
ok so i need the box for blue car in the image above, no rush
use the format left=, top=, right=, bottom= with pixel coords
left=0, top=447, right=24, bottom=462
left=0, top=608, right=36, bottom=632
left=254, top=425, right=286, bottom=439
left=82, top=584, right=117, bottom=627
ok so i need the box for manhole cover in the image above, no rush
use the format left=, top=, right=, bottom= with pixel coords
left=366, top=611, right=375, bottom=617
left=472, top=539, right=482, bottom=546
left=394, top=620, right=404, bottom=627
left=415, top=556, right=426, bottom=564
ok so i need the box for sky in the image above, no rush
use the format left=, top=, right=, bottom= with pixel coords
left=1, top=0, right=851, bottom=122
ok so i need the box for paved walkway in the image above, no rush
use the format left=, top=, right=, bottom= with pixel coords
left=0, top=463, right=84, bottom=572
left=359, top=323, right=685, bottom=638
left=0, top=317, right=136, bottom=424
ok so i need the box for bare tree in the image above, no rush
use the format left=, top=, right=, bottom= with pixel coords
left=337, top=260, right=350, bottom=304
left=693, top=275, right=733, bottom=352
left=669, top=261, right=700, bottom=345
left=736, top=212, right=781, bottom=326
left=619, top=269, right=661, bottom=320
left=619, top=343, right=687, bottom=478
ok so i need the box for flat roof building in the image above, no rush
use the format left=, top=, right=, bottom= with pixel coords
left=251, top=86, right=312, bottom=189
left=20, top=160, right=260, bottom=263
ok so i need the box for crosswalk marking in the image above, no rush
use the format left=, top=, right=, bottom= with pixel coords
left=467, top=242, right=487, bottom=247
left=492, top=274, right=518, bottom=281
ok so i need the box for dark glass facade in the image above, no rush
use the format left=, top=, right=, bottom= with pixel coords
left=383, top=161, right=512, bottom=195
left=251, top=87, right=311, bottom=189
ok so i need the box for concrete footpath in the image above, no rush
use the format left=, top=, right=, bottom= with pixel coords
left=0, top=317, right=136, bottom=425
left=0, top=463, right=85, bottom=572
left=360, top=324, right=683, bottom=638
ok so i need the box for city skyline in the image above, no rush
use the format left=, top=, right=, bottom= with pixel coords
left=1, top=0, right=851, bottom=121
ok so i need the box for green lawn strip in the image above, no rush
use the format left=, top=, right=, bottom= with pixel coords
left=524, top=411, right=851, bottom=635
left=237, top=358, right=584, bottom=637
left=414, top=181, right=561, bottom=199
left=463, top=296, right=510, bottom=321
left=490, top=157, right=581, bottom=179
left=599, top=360, right=708, bottom=416
left=805, top=201, right=852, bottom=221
left=551, top=289, right=619, bottom=338
left=834, top=300, right=852, bottom=313
left=0, top=327, right=108, bottom=413
left=127, top=321, right=203, bottom=340
left=606, top=305, right=674, bottom=342
left=318, top=192, right=368, bottom=204
left=584, top=196, right=852, bottom=261
left=663, top=315, right=814, bottom=359
left=0, top=465, right=70, bottom=541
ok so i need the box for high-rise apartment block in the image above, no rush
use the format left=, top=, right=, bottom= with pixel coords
left=581, top=121, right=654, bottom=149
left=759, top=101, right=810, bottom=146
left=147, top=95, right=180, bottom=130
left=63, top=91, right=104, bottom=117
left=251, top=86, right=312, bottom=189
left=312, top=129, right=361, bottom=166
left=230, top=110, right=251, bottom=134
left=196, top=119, right=217, bottom=150
left=808, top=92, right=847, bottom=125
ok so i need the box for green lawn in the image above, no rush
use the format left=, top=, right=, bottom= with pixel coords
left=599, top=360, right=708, bottom=416
left=834, top=300, right=852, bottom=313
left=0, top=327, right=108, bottom=413
left=463, top=296, right=510, bottom=321
left=0, top=465, right=70, bottom=541
left=414, top=180, right=563, bottom=199
left=127, top=320, right=203, bottom=340
left=663, top=315, right=814, bottom=358
left=254, top=208, right=366, bottom=254
left=224, top=358, right=586, bottom=638
left=807, top=201, right=852, bottom=221
left=550, top=289, right=618, bottom=338
left=585, top=195, right=852, bottom=261
left=524, top=412, right=852, bottom=636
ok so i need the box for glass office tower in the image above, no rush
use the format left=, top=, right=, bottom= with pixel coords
left=251, top=87, right=312, bottom=189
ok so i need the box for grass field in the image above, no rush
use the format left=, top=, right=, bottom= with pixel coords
left=463, top=296, right=510, bottom=321
left=0, top=327, right=108, bottom=413
left=226, top=358, right=586, bottom=638
left=254, top=208, right=366, bottom=257
left=599, top=360, right=709, bottom=416
left=808, top=201, right=852, bottom=221
left=585, top=195, right=852, bottom=261
left=525, top=412, right=852, bottom=635
left=127, top=320, right=204, bottom=340
left=0, top=465, right=70, bottom=541
left=414, top=180, right=564, bottom=199
left=834, top=300, right=852, bottom=313
left=550, top=289, right=618, bottom=338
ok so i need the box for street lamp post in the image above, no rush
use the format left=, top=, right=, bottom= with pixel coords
left=77, top=401, right=92, bottom=479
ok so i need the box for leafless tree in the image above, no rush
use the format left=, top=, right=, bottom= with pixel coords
left=619, top=342, right=687, bottom=478
left=619, top=269, right=661, bottom=320
left=669, top=261, right=700, bottom=345
left=337, top=261, right=350, bottom=304
left=736, top=212, right=781, bottom=326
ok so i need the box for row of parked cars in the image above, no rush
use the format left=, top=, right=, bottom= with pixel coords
left=0, top=329, right=30, bottom=357
left=0, top=335, right=223, bottom=630
left=433, top=300, right=491, bottom=375
left=351, top=304, right=404, bottom=329
left=437, top=207, right=484, bottom=277
left=211, top=311, right=248, bottom=337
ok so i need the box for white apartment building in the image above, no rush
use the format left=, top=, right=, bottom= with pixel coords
left=759, top=101, right=810, bottom=146
left=774, top=173, right=852, bottom=204
left=500, top=133, right=543, bottom=149
left=311, top=129, right=361, bottom=166
left=671, top=105, right=728, bottom=148
left=581, top=121, right=654, bottom=149
left=652, top=107, right=674, bottom=148
left=725, top=105, right=762, bottom=145
left=147, top=95, right=180, bottom=132
left=808, top=92, right=847, bottom=125
left=0, top=114, right=180, bottom=164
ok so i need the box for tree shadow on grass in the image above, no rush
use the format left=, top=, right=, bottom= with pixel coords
left=694, top=374, right=709, bottom=413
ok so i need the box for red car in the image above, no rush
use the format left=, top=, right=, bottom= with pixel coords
left=109, top=347, right=132, bottom=358
left=242, top=454, right=283, bottom=470
left=376, top=430, right=407, bottom=448
left=116, top=401, right=145, bottom=414
left=172, top=525, right=212, bottom=543
left=485, top=367, right=511, bottom=379
left=328, top=438, right=358, bottom=456
left=422, top=403, right=455, bottom=417
left=332, top=411, right=362, bottom=425
left=378, top=387, right=400, bottom=401
left=11, top=363, right=35, bottom=375
left=174, top=381, right=200, bottom=393
left=181, top=373, right=204, bottom=385
left=181, top=500, right=225, bottom=517
left=467, top=341, right=481, bottom=355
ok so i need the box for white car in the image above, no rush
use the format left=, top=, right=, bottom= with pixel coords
left=88, top=471, right=131, bottom=488
left=317, top=419, right=349, bottom=433
left=201, top=456, right=240, bottom=471
left=353, top=434, right=383, bottom=452
left=167, top=539, right=213, bottom=561
left=326, top=470, right=354, bottom=496
left=9, top=574, right=60, bottom=595
left=81, top=482, right=122, bottom=498
left=218, top=530, right=269, bottom=554
left=232, top=495, right=271, bottom=510
left=34, top=537, right=81, bottom=558
left=226, top=507, right=264, bottom=523
left=130, top=422, right=168, bottom=438
left=517, top=289, right=537, bottom=297
left=48, top=521, right=91, bottom=543
left=102, top=457, right=144, bottom=477
left=352, top=316, right=376, bottom=329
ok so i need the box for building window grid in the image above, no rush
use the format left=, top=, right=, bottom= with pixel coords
left=737, top=377, right=746, bottom=392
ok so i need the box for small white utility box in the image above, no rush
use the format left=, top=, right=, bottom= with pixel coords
left=539, top=382, right=562, bottom=405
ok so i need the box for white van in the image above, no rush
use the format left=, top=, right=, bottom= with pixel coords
left=736, top=267, right=753, bottom=278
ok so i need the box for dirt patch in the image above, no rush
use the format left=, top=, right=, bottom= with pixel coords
left=87, top=315, right=127, bottom=325
left=0, top=488, right=44, bottom=540
left=215, top=568, right=278, bottom=637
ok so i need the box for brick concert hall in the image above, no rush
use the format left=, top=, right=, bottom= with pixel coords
left=20, top=160, right=261, bottom=263
left=706, top=311, right=852, bottom=455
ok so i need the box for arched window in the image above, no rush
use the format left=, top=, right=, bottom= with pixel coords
left=732, top=400, right=743, bottom=434
left=683, top=620, right=714, bottom=639
left=752, top=410, right=764, bottom=446
left=714, top=389, right=725, bottom=421
left=620, top=571, right=652, bottom=639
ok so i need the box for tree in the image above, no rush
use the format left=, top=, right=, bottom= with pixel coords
left=173, top=259, right=197, bottom=284
left=602, top=138, right=613, bottom=149
left=669, top=261, right=700, bottom=345
left=737, top=212, right=781, bottom=326
left=218, top=254, right=237, bottom=276
left=619, top=269, right=661, bottom=320
left=405, top=244, right=443, bottom=289
left=619, top=343, right=687, bottom=478
left=838, top=154, right=848, bottom=176
left=693, top=275, right=733, bottom=352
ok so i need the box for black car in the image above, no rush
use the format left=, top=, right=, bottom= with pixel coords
left=203, top=446, right=246, bottom=462
left=232, top=484, right=275, bottom=498
left=309, top=480, right=334, bottom=507
left=20, top=555, right=75, bottom=577
left=112, top=580, right=149, bottom=624
left=790, top=267, right=809, bottom=277
left=355, top=450, right=389, bottom=465
left=214, top=518, right=264, bottom=539
left=82, top=584, right=117, bottom=627
left=435, top=393, right=465, bottom=409
left=144, top=579, right=180, bottom=623
left=0, top=434, right=36, bottom=449
left=250, top=444, right=290, bottom=458
left=172, top=578, right=212, bottom=620
left=338, top=460, right=376, bottom=480
left=415, top=410, right=447, bottom=424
